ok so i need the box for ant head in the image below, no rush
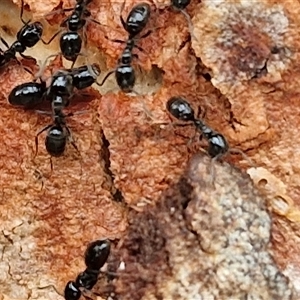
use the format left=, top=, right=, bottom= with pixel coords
left=84, top=239, right=111, bottom=271
left=166, top=96, right=195, bottom=121
left=18, top=22, right=43, bottom=48
left=64, top=281, right=81, bottom=300
left=125, top=3, right=151, bottom=36
left=172, top=0, right=191, bottom=10
left=207, top=133, right=229, bottom=158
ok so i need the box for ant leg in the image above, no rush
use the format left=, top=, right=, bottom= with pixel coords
left=180, top=9, right=198, bottom=42
left=139, top=30, right=152, bottom=40
left=104, top=36, right=126, bottom=45
left=229, top=148, right=256, bottom=168
left=0, top=37, right=9, bottom=49
left=70, top=52, right=88, bottom=68
left=119, top=0, right=127, bottom=30
left=49, top=156, right=54, bottom=173
left=35, top=125, right=52, bottom=158
left=20, top=0, right=29, bottom=25
left=65, top=126, right=83, bottom=175
left=65, top=126, right=80, bottom=154
left=13, top=58, right=34, bottom=75
left=19, top=53, right=35, bottom=61
left=130, top=90, right=155, bottom=121
left=44, top=7, right=73, bottom=18
left=42, top=30, right=62, bottom=45
left=34, top=53, right=60, bottom=79
left=207, top=153, right=226, bottom=186
left=98, top=70, right=115, bottom=86
left=35, top=110, right=52, bottom=116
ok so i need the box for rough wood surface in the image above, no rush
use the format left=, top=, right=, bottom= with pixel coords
left=0, top=0, right=299, bottom=299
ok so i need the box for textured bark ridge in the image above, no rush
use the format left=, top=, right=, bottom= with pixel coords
left=96, top=155, right=294, bottom=300
left=0, top=0, right=299, bottom=299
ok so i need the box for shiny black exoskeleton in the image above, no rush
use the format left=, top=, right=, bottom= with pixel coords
left=46, top=70, right=74, bottom=100
left=84, top=239, right=111, bottom=271
left=171, top=0, right=191, bottom=10
left=45, top=0, right=96, bottom=65
left=115, top=40, right=136, bottom=92
left=100, top=3, right=151, bottom=92
left=35, top=71, right=78, bottom=159
left=64, top=281, right=81, bottom=300
left=75, top=269, right=98, bottom=290
left=63, top=239, right=111, bottom=300
left=194, top=119, right=229, bottom=158
left=59, top=32, right=82, bottom=62
left=121, top=2, right=151, bottom=38
left=166, top=96, right=195, bottom=121
left=70, top=63, right=101, bottom=90
left=166, top=97, right=229, bottom=158
left=0, top=0, right=43, bottom=68
left=8, top=80, right=47, bottom=108
left=41, top=113, right=69, bottom=157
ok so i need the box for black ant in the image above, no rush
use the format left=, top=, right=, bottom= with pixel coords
left=35, top=102, right=78, bottom=161
left=34, top=71, right=79, bottom=166
left=64, top=239, right=111, bottom=300
left=171, top=0, right=191, bottom=11
left=8, top=63, right=100, bottom=109
left=0, top=0, right=43, bottom=68
left=166, top=96, right=229, bottom=158
left=70, top=63, right=101, bottom=90
left=100, top=3, right=151, bottom=92
left=120, top=2, right=151, bottom=38
left=44, top=0, right=100, bottom=66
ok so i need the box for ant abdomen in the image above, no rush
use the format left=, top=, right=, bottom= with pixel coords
left=116, top=65, right=135, bottom=93
left=8, top=81, right=46, bottom=108
left=84, top=239, right=111, bottom=271
left=60, top=32, right=82, bottom=62
left=45, top=125, right=67, bottom=157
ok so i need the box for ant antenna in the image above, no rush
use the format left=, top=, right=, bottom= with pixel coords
left=179, top=9, right=198, bottom=42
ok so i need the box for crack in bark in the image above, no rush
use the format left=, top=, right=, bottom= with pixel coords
left=100, top=130, right=124, bottom=203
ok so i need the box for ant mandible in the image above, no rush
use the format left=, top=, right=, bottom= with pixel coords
left=100, top=2, right=151, bottom=92
left=0, top=0, right=43, bottom=68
